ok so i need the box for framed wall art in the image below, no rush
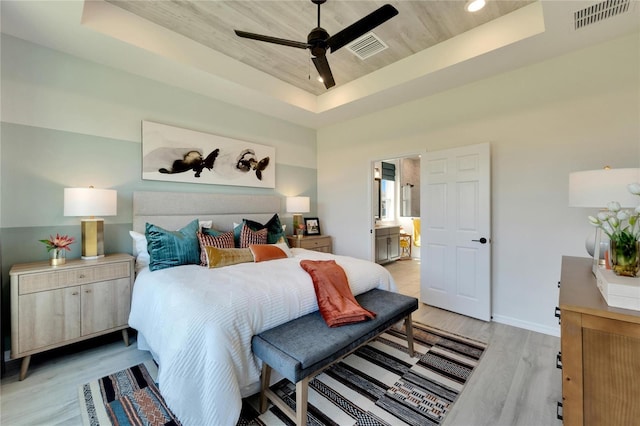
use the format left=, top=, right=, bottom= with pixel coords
left=304, top=217, right=320, bottom=235
left=141, top=121, right=275, bottom=188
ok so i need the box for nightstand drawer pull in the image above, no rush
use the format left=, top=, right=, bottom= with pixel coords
left=71, top=292, right=79, bottom=296
left=60, top=268, right=95, bottom=285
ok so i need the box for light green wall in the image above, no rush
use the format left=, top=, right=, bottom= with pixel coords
left=0, top=35, right=318, bottom=348
left=0, top=122, right=316, bottom=260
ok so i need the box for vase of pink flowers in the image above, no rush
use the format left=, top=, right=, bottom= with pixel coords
left=39, top=234, right=75, bottom=266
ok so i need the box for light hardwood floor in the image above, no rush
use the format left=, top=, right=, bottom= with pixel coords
left=1, top=259, right=562, bottom=426
left=386, top=259, right=563, bottom=426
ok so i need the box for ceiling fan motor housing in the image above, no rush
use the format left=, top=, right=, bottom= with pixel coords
left=234, top=1, right=398, bottom=89
left=308, top=27, right=329, bottom=56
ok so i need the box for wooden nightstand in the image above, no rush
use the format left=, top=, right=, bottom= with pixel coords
left=9, top=253, right=134, bottom=380
left=287, top=235, right=332, bottom=253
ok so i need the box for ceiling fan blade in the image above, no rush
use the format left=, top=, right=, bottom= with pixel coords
left=312, top=55, right=335, bottom=89
left=327, top=4, right=398, bottom=53
left=234, top=30, right=309, bottom=49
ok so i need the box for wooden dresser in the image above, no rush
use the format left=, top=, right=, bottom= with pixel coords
left=559, top=256, right=640, bottom=425
left=10, top=253, right=134, bottom=380
left=286, top=235, right=332, bottom=253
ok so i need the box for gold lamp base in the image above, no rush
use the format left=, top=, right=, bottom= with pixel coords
left=81, top=218, right=105, bottom=260
left=292, top=214, right=303, bottom=235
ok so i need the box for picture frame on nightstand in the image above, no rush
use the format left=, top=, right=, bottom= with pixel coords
left=304, top=217, right=320, bottom=235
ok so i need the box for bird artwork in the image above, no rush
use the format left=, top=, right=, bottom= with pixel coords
left=235, top=148, right=270, bottom=180
left=142, top=121, right=275, bottom=188
left=159, top=149, right=220, bottom=177
left=156, top=147, right=270, bottom=181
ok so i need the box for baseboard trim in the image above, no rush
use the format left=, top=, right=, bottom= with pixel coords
left=492, top=314, right=560, bottom=337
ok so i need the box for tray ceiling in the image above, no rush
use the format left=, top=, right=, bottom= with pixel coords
left=105, top=0, right=534, bottom=95
left=2, top=0, right=638, bottom=127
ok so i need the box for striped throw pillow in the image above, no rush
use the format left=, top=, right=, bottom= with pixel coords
left=239, top=223, right=267, bottom=248
left=196, top=231, right=234, bottom=266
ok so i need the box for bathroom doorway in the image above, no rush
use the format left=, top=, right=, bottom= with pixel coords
left=371, top=154, right=421, bottom=296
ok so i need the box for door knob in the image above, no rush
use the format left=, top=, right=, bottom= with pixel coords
left=472, top=237, right=488, bottom=244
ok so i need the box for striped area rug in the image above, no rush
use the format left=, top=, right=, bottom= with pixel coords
left=79, top=322, right=486, bottom=426
left=254, top=322, right=487, bottom=426
left=78, top=360, right=181, bottom=426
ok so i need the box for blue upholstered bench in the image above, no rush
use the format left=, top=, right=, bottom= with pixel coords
left=252, top=288, right=419, bottom=426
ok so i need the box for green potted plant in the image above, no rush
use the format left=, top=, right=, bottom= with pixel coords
left=588, top=187, right=640, bottom=277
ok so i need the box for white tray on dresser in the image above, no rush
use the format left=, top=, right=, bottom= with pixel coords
left=594, top=266, right=640, bottom=310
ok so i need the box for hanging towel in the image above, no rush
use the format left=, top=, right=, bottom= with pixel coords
left=412, top=218, right=421, bottom=247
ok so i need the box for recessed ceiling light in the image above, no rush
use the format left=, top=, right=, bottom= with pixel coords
left=465, top=0, right=486, bottom=12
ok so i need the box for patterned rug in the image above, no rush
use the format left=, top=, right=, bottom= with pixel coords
left=79, top=322, right=486, bottom=426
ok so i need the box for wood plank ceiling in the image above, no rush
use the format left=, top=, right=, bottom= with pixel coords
left=106, top=1, right=534, bottom=96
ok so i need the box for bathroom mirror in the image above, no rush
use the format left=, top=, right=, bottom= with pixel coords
left=400, top=157, right=420, bottom=217
left=373, top=156, right=420, bottom=220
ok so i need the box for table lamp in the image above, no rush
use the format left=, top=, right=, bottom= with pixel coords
left=286, top=196, right=310, bottom=235
left=64, top=187, right=117, bottom=259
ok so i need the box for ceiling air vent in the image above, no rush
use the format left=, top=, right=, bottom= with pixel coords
left=346, top=32, right=388, bottom=60
left=574, top=0, right=631, bottom=30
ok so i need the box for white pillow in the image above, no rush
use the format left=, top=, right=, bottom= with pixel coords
left=199, top=220, right=213, bottom=229
left=273, top=242, right=293, bottom=257
left=129, top=230, right=150, bottom=271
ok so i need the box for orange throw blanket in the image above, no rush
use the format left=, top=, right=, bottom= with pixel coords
left=300, top=259, right=376, bottom=327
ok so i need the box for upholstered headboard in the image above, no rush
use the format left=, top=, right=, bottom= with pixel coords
left=132, top=191, right=282, bottom=233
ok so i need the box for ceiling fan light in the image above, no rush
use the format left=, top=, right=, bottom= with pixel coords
left=465, top=0, right=486, bottom=12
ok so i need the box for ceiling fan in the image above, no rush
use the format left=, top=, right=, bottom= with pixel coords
left=234, top=0, right=398, bottom=89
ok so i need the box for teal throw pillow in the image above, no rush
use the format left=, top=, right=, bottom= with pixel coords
left=146, top=219, right=200, bottom=271
left=244, top=214, right=286, bottom=244
left=202, top=227, right=223, bottom=237
left=233, top=222, right=243, bottom=247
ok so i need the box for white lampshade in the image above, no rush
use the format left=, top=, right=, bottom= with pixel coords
left=569, top=168, right=640, bottom=208
left=569, top=168, right=640, bottom=268
left=64, top=187, right=117, bottom=259
left=286, top=196, right=310, bottom=213
left=64, top=188, right=117, bottom=217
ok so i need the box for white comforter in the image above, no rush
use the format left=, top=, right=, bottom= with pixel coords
left=128, top=248, right=397, bottom=426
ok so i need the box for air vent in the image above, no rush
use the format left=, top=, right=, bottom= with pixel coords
left=346, top=32, right=388, bottom=60
left=574, top=0, right=631, bottom=30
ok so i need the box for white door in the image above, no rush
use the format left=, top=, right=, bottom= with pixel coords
left=421, top=143, right=491, bottom=321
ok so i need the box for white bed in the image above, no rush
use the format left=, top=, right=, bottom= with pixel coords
left=128, top=191, right=397, bottom=426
